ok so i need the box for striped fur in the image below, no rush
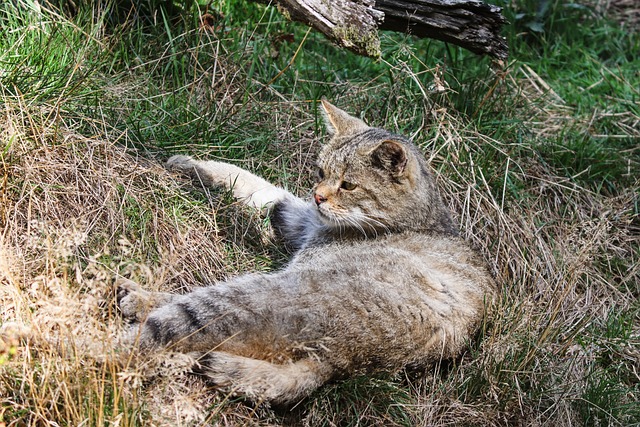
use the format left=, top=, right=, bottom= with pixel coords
left=118, top=100, right=496, bottom=405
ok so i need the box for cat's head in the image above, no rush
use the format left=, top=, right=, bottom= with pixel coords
left=313, top=99, right=456, bottom=236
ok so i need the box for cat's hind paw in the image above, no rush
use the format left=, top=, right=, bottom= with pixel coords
left=200, top=352, right=328, bottom=406
left=116, top=278, right=147, bottom=322
left=116, top=278, right=172, bottom=323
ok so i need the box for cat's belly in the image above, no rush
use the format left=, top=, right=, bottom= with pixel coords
left=262, top=232, right=494, bottom=370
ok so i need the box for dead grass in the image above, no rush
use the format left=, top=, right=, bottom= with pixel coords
left=1, top=26, right=639, bottom=427
left=0, top=100, right=286, bottom=425
left=594, top=0, right=640, bottom=29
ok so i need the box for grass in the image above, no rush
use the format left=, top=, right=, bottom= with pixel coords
left=1, top=0, right=639, bottom=425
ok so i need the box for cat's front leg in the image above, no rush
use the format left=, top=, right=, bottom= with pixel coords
left=117, top=279, right=194, bottom=350
left=167, top=155, right=290, bottom=209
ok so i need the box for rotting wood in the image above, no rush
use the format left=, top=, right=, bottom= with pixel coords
left=256, top=0, right=508, bottom=60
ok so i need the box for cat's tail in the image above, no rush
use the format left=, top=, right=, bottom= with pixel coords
left=198, top=352, right=333, bottom=406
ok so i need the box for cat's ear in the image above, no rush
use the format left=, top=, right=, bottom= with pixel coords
left=371, top=140, right=408, bottom=176
left=320, top=98, right=369, bottom=137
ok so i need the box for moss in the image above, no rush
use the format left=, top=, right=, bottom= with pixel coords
left=332, top=24, right=381, bottom=58
left=275, top=4, right=291, bottom=21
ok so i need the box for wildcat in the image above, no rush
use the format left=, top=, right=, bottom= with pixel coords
left=117, top=99, right=496, bottom=405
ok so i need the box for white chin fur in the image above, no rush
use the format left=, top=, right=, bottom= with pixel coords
left=317, top=207, right=366, bottom=231
left=317, top=207, right=344, bottom=226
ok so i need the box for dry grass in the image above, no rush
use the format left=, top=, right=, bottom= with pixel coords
left=0, top=4, right=639, bottom=424
left=0, top=100, right=285, bottom=425
left=595, top=0, right=640, bottom=29
left=2, top=82, right=638, bottom=425
left=392, top=64, right=640, bottom=424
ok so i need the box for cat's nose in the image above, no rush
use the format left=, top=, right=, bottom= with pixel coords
left=314, top=193, right=327, bottom=206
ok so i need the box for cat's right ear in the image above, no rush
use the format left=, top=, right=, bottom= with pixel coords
left=370, top=140, right=409, bottom=177
left=320, top=98, right=369, bottom=137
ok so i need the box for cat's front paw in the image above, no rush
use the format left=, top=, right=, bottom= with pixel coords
left=116, top=278, right=174, bottom=323
left=166, top=155, right=195, bottom=172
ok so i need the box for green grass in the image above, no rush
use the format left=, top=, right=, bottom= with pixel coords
left=1, top=0, right=638, bottom=425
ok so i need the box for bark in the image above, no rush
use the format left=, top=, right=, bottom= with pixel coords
left=376, top=0, right=508, bottom=59
left=263, top=0, right=508, bottom=60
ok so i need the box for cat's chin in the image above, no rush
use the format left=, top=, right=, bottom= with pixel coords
left=316, top=209, right=382, bottom=236
left=316, top=208, right=350, bottom=229
left=316, top=208, right=340, bottom=226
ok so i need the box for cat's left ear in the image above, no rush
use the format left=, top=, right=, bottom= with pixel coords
left=371, top=140, right=408, bottom=176
left=320, top=98, right=369, bottom=137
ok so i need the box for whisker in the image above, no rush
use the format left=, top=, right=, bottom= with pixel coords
left=321, top=204, right=391, bottom=239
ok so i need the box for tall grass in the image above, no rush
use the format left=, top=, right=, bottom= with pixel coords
left=1, top=0, right=638, bottom=425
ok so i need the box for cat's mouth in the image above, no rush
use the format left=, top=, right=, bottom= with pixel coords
left=316, top=203, right=351, bottom=226
left=316, top=204, right=388, bottom=234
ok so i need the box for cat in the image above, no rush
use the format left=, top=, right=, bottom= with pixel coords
left=117, top=99, right=496, bottom=406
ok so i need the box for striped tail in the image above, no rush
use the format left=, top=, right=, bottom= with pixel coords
left=199, top=352, right=333, bottom=406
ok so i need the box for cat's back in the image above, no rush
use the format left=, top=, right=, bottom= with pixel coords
left=293, top=231, right=491, bottom=292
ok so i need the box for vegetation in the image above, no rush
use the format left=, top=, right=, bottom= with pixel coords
left=1, top=0, right=638, bottom=425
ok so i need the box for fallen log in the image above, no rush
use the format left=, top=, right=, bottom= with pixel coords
left=263, top=0, right=508, bottom=60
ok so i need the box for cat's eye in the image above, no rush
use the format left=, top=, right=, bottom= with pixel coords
left=317, top=168, right=325, bottom=180
left=340, top=181, right=357, bottom=191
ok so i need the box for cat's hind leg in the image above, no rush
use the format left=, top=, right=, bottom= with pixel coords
left=200, top=351, right=333, bottom=406
left=167, top=155, right=290, bottom=209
